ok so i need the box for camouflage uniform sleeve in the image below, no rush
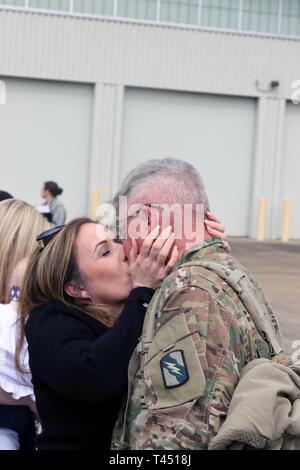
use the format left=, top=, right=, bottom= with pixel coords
left=137, top=285, right=251, bottom=450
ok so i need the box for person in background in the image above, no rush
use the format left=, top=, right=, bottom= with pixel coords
left=0, top=190, right=13, bottom=202
left=0, top=200, right=49, bottom=449
left=40, top=181, right=67, bottom=226
left=0, top=199, right=51, bottom=304
left=0, top=259, right=37, bottom=450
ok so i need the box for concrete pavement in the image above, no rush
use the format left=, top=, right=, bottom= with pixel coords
left=230, top=238, right=300, bottom=356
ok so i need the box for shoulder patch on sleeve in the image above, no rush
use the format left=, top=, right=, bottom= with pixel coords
left=160, top=350, right=189, bottom=388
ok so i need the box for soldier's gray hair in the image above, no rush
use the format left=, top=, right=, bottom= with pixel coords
left=113, top=158, right=209, bottom=211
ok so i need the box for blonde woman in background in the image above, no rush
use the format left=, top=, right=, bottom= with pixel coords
left=0, top=199, right=50, bottom=449
left=0, top=199, right=51, bottom=304
left=0, top=259, right=38, bottom=450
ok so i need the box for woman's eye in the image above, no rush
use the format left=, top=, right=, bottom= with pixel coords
left=102, top=250, right=110, bottom=257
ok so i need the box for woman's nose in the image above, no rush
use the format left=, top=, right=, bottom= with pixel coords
left=117, top=243, right=126, bottom=262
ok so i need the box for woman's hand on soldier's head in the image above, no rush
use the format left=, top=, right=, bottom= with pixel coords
left=129, top=225, right=179, bottom=289
left=204, top=211, right=231, bottom=253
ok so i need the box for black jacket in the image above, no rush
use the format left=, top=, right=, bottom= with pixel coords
left=0, top=405, right=35, bottom=450
left=25, top=287, right=154, bottom=450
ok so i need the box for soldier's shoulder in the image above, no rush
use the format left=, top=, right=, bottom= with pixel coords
left=166, top=251, right=240, bottom=289
left=157, top=262, right=214, bottom=300
left=156, top=251, right=253, bottom=312
left=157, top=256, right=230, bottom=306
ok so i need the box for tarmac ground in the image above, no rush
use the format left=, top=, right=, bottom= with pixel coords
left=230, top=238, right=300, bottom=356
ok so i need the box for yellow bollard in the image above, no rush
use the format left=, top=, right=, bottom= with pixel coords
left=90, top=188, right=100, bottom=219
left=281, top=198, right=292, bottom=242
left=256, top=197, right=266, bottom=241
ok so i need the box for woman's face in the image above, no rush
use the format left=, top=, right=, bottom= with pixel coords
left=40, top=187, right=47, bottom=199
left=74, top=223, right=132, bottom=307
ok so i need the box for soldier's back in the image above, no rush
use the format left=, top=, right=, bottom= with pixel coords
left=112, top=239, right=283, bottom=450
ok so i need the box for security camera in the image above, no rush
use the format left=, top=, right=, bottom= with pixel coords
left=255, top=80, right=280, bottom=92
left=270, top=80, right=280, bottom=89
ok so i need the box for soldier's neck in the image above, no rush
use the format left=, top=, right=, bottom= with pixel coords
left=176, top=229, right=211, bottom=257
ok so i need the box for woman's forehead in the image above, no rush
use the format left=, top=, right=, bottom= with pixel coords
left=78, top=223, right=109, bottom=245
left=96, top=223, right=110, bottom=240
left=75, top=224, right=110, bottom=262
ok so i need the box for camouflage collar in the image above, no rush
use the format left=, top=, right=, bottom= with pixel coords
left=177, top=237, right=225, bottom=267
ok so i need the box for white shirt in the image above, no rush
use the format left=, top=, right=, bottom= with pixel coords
left=0, top=303, right=34, bottom=400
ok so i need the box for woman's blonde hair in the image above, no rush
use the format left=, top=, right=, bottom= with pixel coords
left=17, top=218, right=118, bottom=371
left=0, top=199, right=51, bottom=304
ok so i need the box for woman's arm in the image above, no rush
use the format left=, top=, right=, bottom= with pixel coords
left=51, top=204, right=66, bottom=226
left=0, top=387, right=37, bottom=415
left=0, top=387, right=20, bottom=405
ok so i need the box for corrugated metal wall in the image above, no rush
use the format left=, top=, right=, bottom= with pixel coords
left=0, top=77, right=93, bottom=220
left=0, top=9, right=299, bottom=99
left=0, top=9, right=299, bottom=237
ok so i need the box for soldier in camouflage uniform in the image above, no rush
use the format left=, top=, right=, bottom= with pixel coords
left=111, top=158, right=284, bottom=450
